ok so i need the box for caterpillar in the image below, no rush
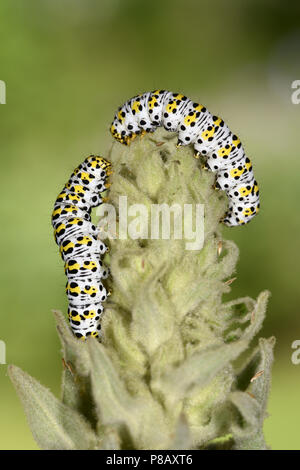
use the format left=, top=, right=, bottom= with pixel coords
left=110, top=90, right=260, bottom=227
left=51, top=155, right=112, bottom=340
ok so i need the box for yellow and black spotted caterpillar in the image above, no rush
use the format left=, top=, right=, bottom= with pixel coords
left=51, top=155, right=112, bottom=339
left=110, top=90, right=260, bottom=226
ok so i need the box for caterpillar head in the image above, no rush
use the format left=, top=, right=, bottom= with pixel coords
left=110, top=116, right=128, bottom=145
left=84, top=155, right=111, bottom=174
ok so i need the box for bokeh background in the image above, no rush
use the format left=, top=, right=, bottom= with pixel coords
left=1, top=0, right=300, bottom=449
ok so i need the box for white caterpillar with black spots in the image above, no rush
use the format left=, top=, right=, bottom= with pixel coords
left=110, top=90, right=260, bottom=226
left=51, top=155, right=111, bottom=340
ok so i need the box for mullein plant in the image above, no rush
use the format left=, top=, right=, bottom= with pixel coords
left=9, top=129, right=274, bottom=450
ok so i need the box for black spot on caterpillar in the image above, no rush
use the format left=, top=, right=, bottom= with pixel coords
left=51, top=155, right=111, bottom=340
left=110, top=90, right=260, bottom=226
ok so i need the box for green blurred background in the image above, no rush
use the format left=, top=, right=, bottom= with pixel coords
left=1, top=0, right=300, bottom=449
